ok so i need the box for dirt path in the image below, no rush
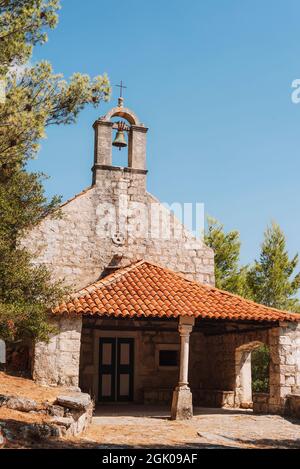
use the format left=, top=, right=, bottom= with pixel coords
left=81, top=406, right=300, bottom=449
left=2, top=398, right=300, bottom=448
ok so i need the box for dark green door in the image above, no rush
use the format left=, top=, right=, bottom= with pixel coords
left=98, top=338, right=116, bottom=402
left=98, top=337, right=134, bottom=402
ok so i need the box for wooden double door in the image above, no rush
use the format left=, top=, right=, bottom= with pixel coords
left=98, top=337, right=134, bottom=402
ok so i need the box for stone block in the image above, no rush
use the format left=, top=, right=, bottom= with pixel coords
left=279, top=336, right=292, bottom=345
left=0, top=395, right=8, bottom=406
left=268, top=396, right=280, bottom=405
left=45, top=404, right=65, bottom=417
left=171, top=386, right=193, bottom=420
left=286, top=355, right=296, bottom=365
left=6, top=396, right=38, bottom=413
left=50, top=416, right=74, bottom=428
left=285, top=376, right=295, bottom=386
left=56, top=393, right=91, bottom=411
left=253, top=393, right=269, bottom=404
left=59, top=339, right=80, bottom=353
left=20, top=423, right=60, bottom=440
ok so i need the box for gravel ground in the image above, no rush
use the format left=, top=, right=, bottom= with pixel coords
left=1, top=404, right=300, bottom=449
left=83, top=406, right=300, bottom=449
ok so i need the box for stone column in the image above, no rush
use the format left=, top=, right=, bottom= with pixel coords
left=128, top=125, right=148, bottom=170
left=171, top=316, right=195, bottom=420
left=268, top=322, right=300, bottom=414
left=92, top=120, right=114, bottom=184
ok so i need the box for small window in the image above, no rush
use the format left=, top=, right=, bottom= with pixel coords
left=159, top=350, right=178, bottom=367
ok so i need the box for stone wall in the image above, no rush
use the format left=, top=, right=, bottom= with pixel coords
left=34, top=312, right=300, bottom=414
left=22, top=167, right=214, bottom=293
left=33, top=317, right=82, bottom=387
left=202, top=323, right=300, bottom=414
left=204, top=329, right=269, bottom=393
left=79, top=318, right=207, bottom=404
left=285, top=393, right=300, bottom=419
left=267, top=323, right=300, bottom=414
left=79, top=318, right=181, bottom=403
left=0, top=391, right=93, bottom=439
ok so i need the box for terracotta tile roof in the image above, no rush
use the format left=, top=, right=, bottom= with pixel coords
left=53, top=260, right=300, bottom=323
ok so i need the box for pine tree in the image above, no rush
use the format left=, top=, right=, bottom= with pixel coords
left=204, top=217, right=250, bottom=297
left=0, top=1, right=111, bottom=341
left=0, top=0, right=60, bottom=76
left=247, top=222, right=300, bottom=311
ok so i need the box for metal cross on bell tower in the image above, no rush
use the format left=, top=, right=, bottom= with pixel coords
left=115, top=80, right=127, bottom=107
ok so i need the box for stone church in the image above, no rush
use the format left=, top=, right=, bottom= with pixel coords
left=23, top=97, right=300, bottom=419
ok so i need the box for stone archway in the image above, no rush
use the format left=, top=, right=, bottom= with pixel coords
left=103, top=105, right=140, bottom=126
left=235, top=341, right=267, bottom=408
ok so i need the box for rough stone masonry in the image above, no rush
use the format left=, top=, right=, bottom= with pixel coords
left=22, top=102, right=214, bottom=388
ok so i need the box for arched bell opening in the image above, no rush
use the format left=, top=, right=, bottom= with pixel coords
left=105, top=103, right=147, bottom=171
left=111, top=117, right=130, bottom=168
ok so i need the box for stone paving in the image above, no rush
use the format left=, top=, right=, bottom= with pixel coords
left=84, top=406, right=300, bottom=449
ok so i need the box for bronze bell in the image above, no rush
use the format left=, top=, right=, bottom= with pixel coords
left=112, top=122, right=127, bottom=150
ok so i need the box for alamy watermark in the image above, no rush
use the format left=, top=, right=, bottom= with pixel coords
left=95, top=195, right=205, bottom=244
left=291, top=79, right=300, bottom=103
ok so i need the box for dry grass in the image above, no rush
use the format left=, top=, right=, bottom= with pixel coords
left=0, top=372, right=73, bottom=405
left=0, top=372, right=78, bottom=448
left=0, top=406, right=51, bottom=424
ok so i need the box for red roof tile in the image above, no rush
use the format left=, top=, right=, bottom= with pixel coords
left=53, top=260, right=300, bottom=323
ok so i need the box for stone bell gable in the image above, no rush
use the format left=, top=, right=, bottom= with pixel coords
left=22, top=99, right=214, bottom=291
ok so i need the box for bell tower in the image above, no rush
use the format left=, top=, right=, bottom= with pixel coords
left=92, top=92, right=148, bottom=185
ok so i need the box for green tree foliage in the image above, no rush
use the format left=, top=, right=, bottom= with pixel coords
left=247, top=222, right=300, bottom=311
left=1, top=61, right=110, bottom=167
left=204, top=217, right=250, bottom=297
left=205, top=219, right=300, bottom=393
left=0, top=0, right=59, bottom=76
left=251, top=345, right=270, bottom=393
left=0, top=1, right=111, bottom=341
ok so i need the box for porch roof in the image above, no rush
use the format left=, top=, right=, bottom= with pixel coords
left=53, top=260, right=300, bottom=323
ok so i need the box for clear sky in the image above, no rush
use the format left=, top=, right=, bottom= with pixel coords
left=28, top=0, right=300, bottom=266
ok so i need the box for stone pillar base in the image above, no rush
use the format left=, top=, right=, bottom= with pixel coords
left=171, top=386, right=193, bottom=420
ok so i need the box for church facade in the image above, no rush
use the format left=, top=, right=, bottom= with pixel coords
left=23, top=98, right=300, bottom=419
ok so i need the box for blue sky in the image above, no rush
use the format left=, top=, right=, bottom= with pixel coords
left=29, top=0, right=300, bottom=266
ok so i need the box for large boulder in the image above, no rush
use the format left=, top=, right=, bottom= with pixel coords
left=0, top=394, right=8, bottom=406
left=6, top=396, right=38, bottom=412
left=50, top=416, right=74, bottom=436
left=44, top=403, right=65, bottom=417
left=0, top=428, right=5, bottom=448
left=20, top=423, right=60, bottom=440
left=56, top=393, right=91, bottom=411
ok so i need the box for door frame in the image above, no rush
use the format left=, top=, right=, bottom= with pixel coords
left=98, top=337, right=117, bottom=402
left=116, top=338, right=134, bottom=402
left=98, top=337, right=135, bottom=402
left=94, top=331, right=138, bottom=403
